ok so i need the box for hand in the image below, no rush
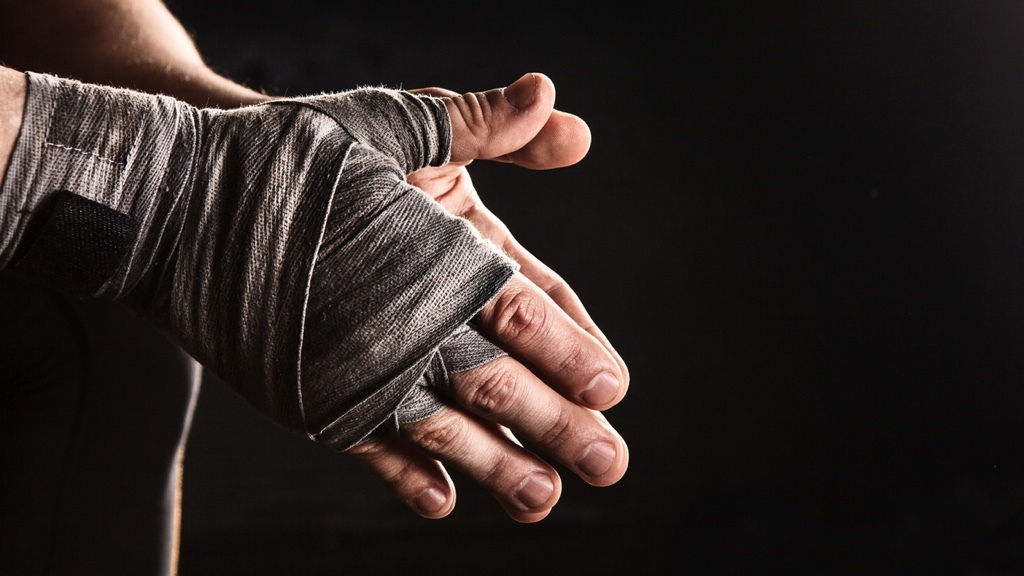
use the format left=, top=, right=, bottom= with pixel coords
left=346, top=73, right=630, bottom=523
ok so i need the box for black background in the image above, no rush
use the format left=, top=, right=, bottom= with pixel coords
left=167, top=2, right=1024, bottom=574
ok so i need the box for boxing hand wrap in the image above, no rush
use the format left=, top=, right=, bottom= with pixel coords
left=0, top=73, right=516, bottom=450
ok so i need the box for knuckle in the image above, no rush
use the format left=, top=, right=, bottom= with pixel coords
left=455, top=362, right=520, bottom=417
left=478, top=450, right=517, bottom=489
left=381, top=457, right=418, bottom=488
left=553, top=337, right=586, bottom=377
left=485, top=286, right=547, bottom=346
left=390, top=460, right=420, bottom=491
left=537, top=407, right=576, bottom=452
left=455, top=92, right=493, bottom=140
left=404, top=410, right=466, bottom=456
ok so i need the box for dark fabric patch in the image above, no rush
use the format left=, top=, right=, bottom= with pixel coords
left=12, top=191, right=137, bottom=298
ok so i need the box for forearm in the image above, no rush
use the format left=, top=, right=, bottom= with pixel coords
left=0, top=0, right=267, bottom=108
left=0, top=66, right=26, bottom=193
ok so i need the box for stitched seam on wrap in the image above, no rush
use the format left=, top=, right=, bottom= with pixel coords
left=41, top=142, right=126, bottom=166
left=41, top=87, right=145, bottom=168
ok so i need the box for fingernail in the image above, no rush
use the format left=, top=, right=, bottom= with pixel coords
left=413, top=487, right=447, bottom=514
left=504, top=73, right=537, bottom=110
left=581, top=372, right=620, bottom=406
left=577, top=441, right=616, bottom=478
left=516, top=472, right=554, bottom=509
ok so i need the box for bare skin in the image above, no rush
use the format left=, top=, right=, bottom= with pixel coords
left=0, top=67, right=24, bottom=188
left=0, top=0, right=267, bottom=108
left=0, top=0, right=629, bottom=526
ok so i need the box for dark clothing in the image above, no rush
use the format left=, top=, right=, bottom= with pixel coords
left=0, top=272, right=199, bottom=576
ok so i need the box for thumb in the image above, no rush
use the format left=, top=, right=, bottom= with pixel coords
left=431, top=73, right=592, bottom=169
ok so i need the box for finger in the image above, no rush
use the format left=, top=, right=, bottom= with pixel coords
left=449, top=356, right=629, bottom=487
left=474, top=273, right=627, bottom=410
left=506, top=240, right=629, bottom=381
left=406, top=167, right=629, bottom=382
left=401, top=405, right=562, bottom=523
left=433, top=74, right=557, bottom=167
left=413, top=81, right=589, bottom=171
left=462, top=202, right=630, bottom=383
left=413, top=74, right=590, bottom=170
left=346, top=432, right=456, bottom=519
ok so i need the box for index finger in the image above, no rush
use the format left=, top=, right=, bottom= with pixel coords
left=462, top=203, right=630, bottom=386
left=474, top=273, right=626, bottom=410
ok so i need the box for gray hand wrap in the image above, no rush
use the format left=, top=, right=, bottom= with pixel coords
left=0, top=73, right=516, bottom=450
